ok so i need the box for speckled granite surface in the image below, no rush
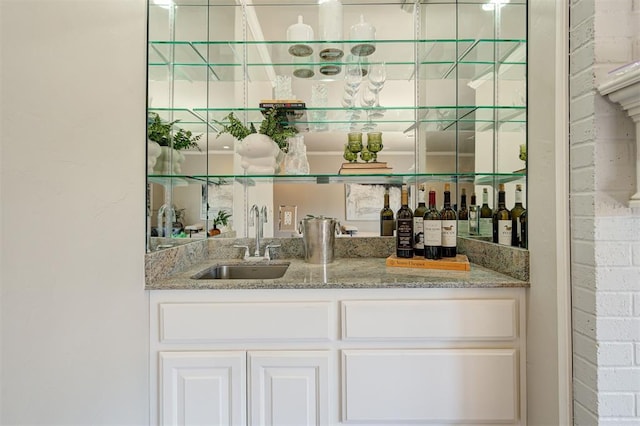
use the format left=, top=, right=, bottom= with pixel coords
left=206, top=236, right=396, bottom=260
left=145, top=235, right=530, bottom=289
left=145, top=239, right=208, bottom=285
left=457, top=237, right=529, bottom=282
left=145, top=258, right=528, bottom=290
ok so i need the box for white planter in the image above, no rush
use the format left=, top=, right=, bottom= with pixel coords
left=154, top=146, right=185, bottom=174
left=147, top=140, right=162, bottom=173
left=236, top=134, right=281, bottom=174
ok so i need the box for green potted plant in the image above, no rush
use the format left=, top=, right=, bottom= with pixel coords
left=208, top=209, right=232, bottom=236
left=215, top=107, right=298, bottom=152
left=215, top=108, right=298, bottom=174
left=148, top=112, right=202, bottom=174
left=148, top=112, right=202, bottom=150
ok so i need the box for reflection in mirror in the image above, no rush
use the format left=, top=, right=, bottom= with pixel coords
left=146, top=0, right=527, bottom=251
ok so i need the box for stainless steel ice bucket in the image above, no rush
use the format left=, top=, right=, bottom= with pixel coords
left=299, top=216, right=340, bottom=264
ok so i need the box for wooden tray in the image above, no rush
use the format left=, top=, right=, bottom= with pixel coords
left=385, top=254, right=471, bottom=271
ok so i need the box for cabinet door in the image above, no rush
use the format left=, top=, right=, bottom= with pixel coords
left=159, top=351, right=246, bottom=426
left=249, top=351, right=330, bottom=426
left=342, top=349, right=519, bottom=424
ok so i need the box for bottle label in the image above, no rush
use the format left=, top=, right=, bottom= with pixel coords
left=479, top=218, right=492, bottom=236
left=396, top=219, right=413, bottom=250
left=498, top=219, right=511, bottom=245
left=469, top=208, right=478, bottom=235
left=442, top=220, right=457, bottom=247
left=413, top=217, right=424, bottom=249
left=424, top=220, right=442, bottom=246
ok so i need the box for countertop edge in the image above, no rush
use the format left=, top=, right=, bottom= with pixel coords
left=145, top=258, right=529, bottom=291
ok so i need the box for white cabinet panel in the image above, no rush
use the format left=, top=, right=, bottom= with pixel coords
left=249, top=351, right=330, bottom=426
left=160, top=301, right=332, bottom=342
left=342, top=349, right=519, bottom=424
left=160, top=351, right=246, bottom=426
left=342, top=299, right=517, bottom=340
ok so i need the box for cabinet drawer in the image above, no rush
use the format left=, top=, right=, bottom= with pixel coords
left=341, top=299, right=517, bottom=340
left=159, top=301, right=332, bottom=343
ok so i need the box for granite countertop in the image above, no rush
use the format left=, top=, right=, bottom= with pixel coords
left=145, top=257, right=529, bottom=290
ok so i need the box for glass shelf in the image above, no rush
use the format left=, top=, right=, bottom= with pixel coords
left=148, top=172, right=527, bottom=187
left=148, top=105, right=527, bottom=134
left=149, top=38, right=526, bottom=82
left=155, top=0, right=528, bottom=6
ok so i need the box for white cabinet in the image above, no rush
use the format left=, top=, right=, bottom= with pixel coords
left=159, top=351, right=246, bottom=426
left=150, top=288, right=526, bottom=425
left=342, top=349, right=518, bottom=423
left=158, top=350, right=329, bottom=426
left=249, top=351, right=330, bottom=426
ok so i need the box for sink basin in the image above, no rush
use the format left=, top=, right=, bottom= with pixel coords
left=191, top=262, right=290, bottom=280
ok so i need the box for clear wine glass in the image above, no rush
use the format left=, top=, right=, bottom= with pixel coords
left=368, top=62, right=387, bottom=118
left=368, top=61, right=386, bottom=92
left=341, top=94, right=360, bottom=130
left=344, top=62, right=363, bottom=97
left=360, top=84, right=376, bottom=130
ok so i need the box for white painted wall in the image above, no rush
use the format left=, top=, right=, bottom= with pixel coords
left=570, top=0, right=640, bottom=424
left=0, top=1, right=149, bottom=424
left=527, top=0, right=572, bottom=425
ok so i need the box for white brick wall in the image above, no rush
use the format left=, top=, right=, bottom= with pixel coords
left=570, top=0, right=640, bottom=423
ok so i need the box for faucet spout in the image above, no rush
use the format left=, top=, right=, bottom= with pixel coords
left=249, top=204, right=261, bottom=256
left=157, top=203, right=175, bottom=238
left=249, top=204, right=269, bottom=258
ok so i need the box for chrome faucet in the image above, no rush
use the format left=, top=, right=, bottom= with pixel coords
left=237, top=204, right=279, bottom=260
left=157, top=203, right=175, bottom=238
left=249, top=204, right=262, bottom=257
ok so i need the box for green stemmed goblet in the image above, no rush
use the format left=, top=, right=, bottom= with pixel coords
left=366, top=132, right=383, bottom=162
left=343, top=144, right=358, bottom=162
left=347, top=132, right=363, bottom=159
left=360, top=146, right=374, bottom=162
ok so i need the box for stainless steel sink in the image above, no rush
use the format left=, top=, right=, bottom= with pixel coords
left=191, top=262, right=290, bottom=280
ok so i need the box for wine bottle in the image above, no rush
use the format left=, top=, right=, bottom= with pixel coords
left=423, top=187, right=442, bottom=260
left=413, top=185, right=428, bottom=256
left=396, top=184, right=414, bottom=258
left=520, top=210, right=528, bottom=249
left=380, top=187, right=395, bottom=236
left=440, top=183, right=457, bottom=257
left=468, top=192, right=479, bottom=235
left=510, top=184, right=526, bottom=247
left=458, top=188, right=469, bottom=235
left=492, top=183, right=511, bottom=245
left=479, top=188, right=493, bottom=237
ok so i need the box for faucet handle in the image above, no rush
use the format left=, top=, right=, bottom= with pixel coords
left=233, top=244, right=250, bottom=260
left=263, top=243, right=281, bottom=261
left=249, top=204, right=259, bottom=227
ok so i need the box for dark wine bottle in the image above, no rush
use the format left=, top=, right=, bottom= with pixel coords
left=468, top=192, right=479, bottom=235
left=396, top=184, right=414, bottom=258
left=440, top=183, right=457, bottom=257
left=423, top=187, right=442, bottom=260
left=413, top=185, right=428, bottom=256
left=458, top=188, right=469, bottom=235
left=380, top=187, right=395, bottom=236
left=510, top=184, right=526, bottom=247
left=492, top=183, right=511, bottom=245
left=520, top=210, right=528, bottom=249
left=479, top=188, right=493, bottom=237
